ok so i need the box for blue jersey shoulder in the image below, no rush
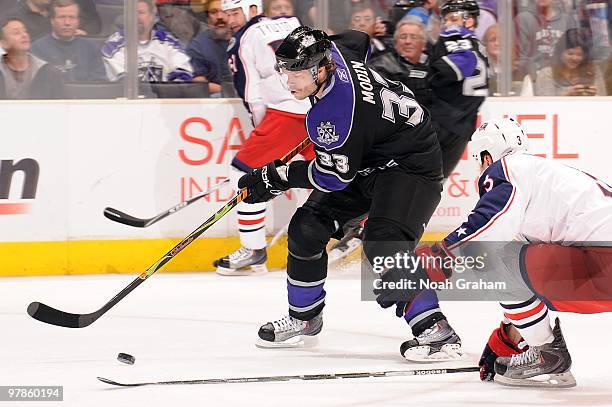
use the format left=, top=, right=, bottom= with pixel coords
left=444, top=159, right=514, bottom=248
left=306, top=43, right=355, bottom=151
left=477, top=159, right=509, bottom=196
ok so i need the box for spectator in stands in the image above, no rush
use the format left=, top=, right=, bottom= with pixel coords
left=369, top=17, right=433, bottom=107
left=349, top=2, right=386, bottom=56
left=73, top=0, right=101, bottom=34
left=474, top=0, right=497, bottom=40
left=6, top=0, right=52, bottom=41
left=186, top=0, right=230, bottom=95
left=31, top=0, right=106, bottom=82
left=534, top=28, right=606, bottom=96
left=265, top=0, right=292, bottom=16
left=102, top=0, right=192, bottom=82
left=515, top=0, right=576, bottom=77
left=0, top=17, right=65, bottom=99
left=190, top=0, right=208, bottom=22
left=482, top=23, right=525, bottom=94
left=390, top=0, right=441, bottom=44
left=328, top=0, right=384, bottom=34
left=156, top=0, right=203, bottom=45
left=7, top=0, right=100, bottom=38
left=290, top=0, right=316, bottom=26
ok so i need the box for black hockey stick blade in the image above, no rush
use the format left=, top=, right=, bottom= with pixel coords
left=97, top=366, right=479, bottom=387
left=103, top=179, right=230, bottom=228
left=103, top=207, right=148, bottom=228
left=27, top=302, right=99, bottom=328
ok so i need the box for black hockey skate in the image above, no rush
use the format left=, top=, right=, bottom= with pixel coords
left=494, top=318, right=576, bottom=388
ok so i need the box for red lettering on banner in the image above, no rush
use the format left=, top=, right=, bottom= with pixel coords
left=514, top=114, right=546, bottom=157
left=179, top=117, right=214, bottom=165
left=516, top=114, right=546, bottom=138
left=432, top=205, right=462, bottom=218
left=0, top=202, right=29, bottom=214
left=447, top=172, right=469, bottom=197
left=180, top=176, right=232, bottom=204
left=216, top=177, right=234, bottom=202
left=217, top=117, right=247, bottom=164
left=552, top=114, right=578, bottom=159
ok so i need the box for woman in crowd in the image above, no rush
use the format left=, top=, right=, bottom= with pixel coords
left=534, top=27, right=606, bottom=96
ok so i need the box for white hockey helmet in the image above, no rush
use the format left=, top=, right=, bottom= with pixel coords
left=221, top=0, right=263, bottom=17
left=469, top=118, right=529, bottom=164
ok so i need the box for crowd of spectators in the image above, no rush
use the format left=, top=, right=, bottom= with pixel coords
left=0, top=0, right=609, bottom=99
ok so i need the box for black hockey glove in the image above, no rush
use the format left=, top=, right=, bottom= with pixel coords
left=372, top=265, right=422, bottom=313
left=238, top=160, right=290, bottom=204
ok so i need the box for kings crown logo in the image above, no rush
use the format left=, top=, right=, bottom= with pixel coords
left=316, top=121, right=339, bottom=145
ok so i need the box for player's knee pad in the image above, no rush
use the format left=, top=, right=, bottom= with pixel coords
left=288, top=206, right=336, bottom=259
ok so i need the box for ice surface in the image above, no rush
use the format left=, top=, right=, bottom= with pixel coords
left=2, top=265, right=611, bottom=407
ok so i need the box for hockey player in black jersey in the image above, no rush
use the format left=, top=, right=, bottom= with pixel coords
left=237, top=26, right=462, bottom=358
left=430, top=0, right=489, bottom=177
left=387, top=0, right=490, bottom=359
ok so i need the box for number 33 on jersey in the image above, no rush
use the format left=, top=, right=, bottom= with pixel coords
left=301, top=31, right=443, bottom=193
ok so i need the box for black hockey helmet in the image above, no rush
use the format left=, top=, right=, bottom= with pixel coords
left=440, top=0, right=480, bottom=18
left=388, top=0, right=425, bottom=26
left=275, top=26, right=332, bottom=72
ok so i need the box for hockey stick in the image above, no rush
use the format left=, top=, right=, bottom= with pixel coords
left=267, top=224, right=288, bottom=249
left=103, top=179, right=230, bottom=228
left=27, top=138, right=311, bottom=328
left=98, top=366, right=479, bottom=387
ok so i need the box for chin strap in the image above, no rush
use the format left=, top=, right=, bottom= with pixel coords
left=308, top=70, right=333, bottom=102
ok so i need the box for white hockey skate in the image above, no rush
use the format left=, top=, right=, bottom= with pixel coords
left=400, top=319, right=464, bottom=362
left=256, top=314, right=323, bottom=348
left=214, top=247, right=268, bottom=276
left=494, top=318, right=576, bottom=388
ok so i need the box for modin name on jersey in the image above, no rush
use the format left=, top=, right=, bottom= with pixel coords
left=350, top=61, right=376, bottom=105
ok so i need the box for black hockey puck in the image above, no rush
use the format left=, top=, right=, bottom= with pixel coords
left=117, top=353, right=135, bottom=365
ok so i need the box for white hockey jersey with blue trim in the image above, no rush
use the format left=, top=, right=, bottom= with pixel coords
left=228, top=15, right=310, bottom=116
left=444, top=153, right=612, bottom=250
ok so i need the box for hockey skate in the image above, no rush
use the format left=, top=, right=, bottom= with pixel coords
left=214, top=247, right=268, bottom=276
left=494, top=318, right=576, bottom=388
left=400, top=319, right=463, bottom=362
left=328, top=223, right=364, bottom=265
left=256, top=314, right=323, bottom=348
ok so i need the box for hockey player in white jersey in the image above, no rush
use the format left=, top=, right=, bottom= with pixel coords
left=213, top=0, right=315, bottom=275
left=376, top=118, right=612, bottom=387
left=102, top=0, right=193, bottom=82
